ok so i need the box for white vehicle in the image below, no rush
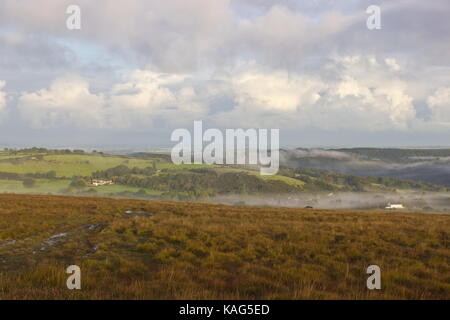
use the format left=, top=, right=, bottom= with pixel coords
left=385, top=203, right=404, bottom=209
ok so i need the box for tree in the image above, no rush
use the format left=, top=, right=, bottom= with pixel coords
left=22, top=178, right=36, bottom=188
left=135, top=189, right=147, bottom=197
left=46, top=171, right=57, bottom=179
left=70, top=177, right=87, bottom=189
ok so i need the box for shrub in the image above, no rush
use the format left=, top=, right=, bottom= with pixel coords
left=22, top=178, right=36, bottom=188
left=70, top=178, right=87, bottom=189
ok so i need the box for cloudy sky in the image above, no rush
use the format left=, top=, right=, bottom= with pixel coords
left=0, top=0, right=449, bottom=148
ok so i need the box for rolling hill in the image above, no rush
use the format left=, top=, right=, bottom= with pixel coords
left=0, top=148, right=447, bottom=204
left=281, top=148, right=450, bottom=186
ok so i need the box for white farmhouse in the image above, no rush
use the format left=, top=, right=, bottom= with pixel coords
left=89, top=179, right=113, bottom=187
left=385, top=203, right=404, bottom=209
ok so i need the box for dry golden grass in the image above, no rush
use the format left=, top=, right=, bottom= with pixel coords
left=0, top=194, right=448, bottom=300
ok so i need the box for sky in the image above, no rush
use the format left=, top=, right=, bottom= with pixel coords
left=0, top=0, right=450, bottom=149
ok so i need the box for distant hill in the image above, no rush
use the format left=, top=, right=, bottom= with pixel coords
left=0, top=147, right=447, bottom=202
left=128, top=152, right=171, bottom=161
left=281, top=148, right=450, bottom=186
left=332, top=148, right=450, bottom=163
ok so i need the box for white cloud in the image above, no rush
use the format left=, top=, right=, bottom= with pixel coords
left=0, top=81, right=7, bottom=115
left=427, top=87, right=450, bottom=123
left=18, top=76, right=105, bottom=129
left=214, top=56, right=416, bottom=131
left=15, top=56, right=422, bottom=132
left=0, top=0, right=449, bottom=146
left=0, top=80, right=9, bottom=123
left=0, top=80, right=6, bottom=105
left=106, top=70, right=208, bottom=128
left=385, top=58, right=400, bottom=72
left=17, top=70, right=209, bottom=130
left=231, top=65, right=324, bottom=112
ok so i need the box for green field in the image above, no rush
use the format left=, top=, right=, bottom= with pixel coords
left=0, top=151, right=307, bottom=198
left=0, top=179, right=70, bottom=194
left=0, top=149, right=447, bottom=201
left=0, top=152, right=170, bottom=196
left=0, top=179, right=163, bottom=196
left=210, top=167, right=305, bottom=187
left=0, top=154, right=153, bottom=177
left=92, top=184, right=163, bottom=196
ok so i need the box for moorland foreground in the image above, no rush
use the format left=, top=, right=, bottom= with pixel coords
left=0, top=194, right=448, bottom=300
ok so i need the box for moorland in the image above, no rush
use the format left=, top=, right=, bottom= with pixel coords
left=0, top=194, right=448, bottom=299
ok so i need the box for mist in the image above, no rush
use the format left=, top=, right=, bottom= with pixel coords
left=204, top=191, right=450, bottom=214
left=280, top=148, right=450, bottom=186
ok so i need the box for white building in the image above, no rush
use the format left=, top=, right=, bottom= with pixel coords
left=89, top=179, right=113, bottom=187
left=385, top=203, right=404, bottom=209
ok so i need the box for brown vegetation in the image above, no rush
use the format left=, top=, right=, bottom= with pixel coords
left=0, top=194, right=448, bottom=299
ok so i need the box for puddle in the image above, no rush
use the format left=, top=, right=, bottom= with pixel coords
left=85, top=223, right=107, bottom=231
left=0, top=240, right=17, bottom=247
left=49, top=233, right=67, bottom=239
left=124, top=210, right=155, bottom=217
left=37, top=232, right=69, bottom=252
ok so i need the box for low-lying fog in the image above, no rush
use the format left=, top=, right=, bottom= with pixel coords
left=205, top=192, right=450, bottom=213
left=280, top=149, right=450, bottom=186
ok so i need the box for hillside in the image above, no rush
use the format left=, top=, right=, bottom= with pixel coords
left=0, top=148, right=446, bottom=203
left=0, top=194, right=448, bottom=299
left=281, top=148, right=450, bottom=186
left=333, top=148, right=450, bottom=163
